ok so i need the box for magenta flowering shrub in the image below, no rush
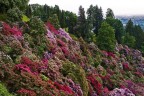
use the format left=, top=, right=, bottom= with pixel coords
left=17, top=88, right=36, bottom=96
left=2, top=22, right=22, bottom=37
left=102, top=51, right=115, bottom=58
left=15, top=64, right=32, bottom=73
left=54, top=82, right=74, bottom=95
left=46, top=22, right=59, bottom=34
left=122, top=62, right=131, bottom=70
left=57, top=38, right=66, bottom=47
left=87, top=74, right=102, bottom=95
left=61, top=46, right=69, bottom=56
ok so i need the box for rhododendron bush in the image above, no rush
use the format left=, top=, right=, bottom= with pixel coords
left=2, top=22, right=22, bottom=37
left=0, top=21, right=144, bottom=96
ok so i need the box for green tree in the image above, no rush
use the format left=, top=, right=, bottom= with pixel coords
left=133, top=25, right=144, bottom=49
left=59, top=10, right=66, bottom=28
left=0, top=0, right=9, bottom=13
left=75, top=6, right=86, bottom=37
left=29, top=17, right=46, bottom=36
left=48, top=14, right=61, bottom=29
left=97, top=21, right=116, bottom=52
left=87, top=5, right=103, bottom=35
left=122, top=33, right=136, bottom=48
left=0, top=0, right=29, bottom=13
left=105, top=17, right=125, bottom=43
left=125, top=19, right=134, bottom=36
left=65, top=11, right=77, bottom=34
left=106, top=8, right=115, bottom=18
left=0, top=0, right=29, bottom=21
left=25, top=5, right=32, bottom=18
left=7, top=7, right=23, bottom=22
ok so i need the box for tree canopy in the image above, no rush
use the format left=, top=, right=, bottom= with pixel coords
left=97, top=21, right=116, bottom=52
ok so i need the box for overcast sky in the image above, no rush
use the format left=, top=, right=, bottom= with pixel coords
left=29, top=0, right=144, bottom=16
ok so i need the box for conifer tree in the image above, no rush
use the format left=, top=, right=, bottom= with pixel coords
left=105, top=17, right=124, bottom=43
left=48, top=14, right=61, bottom=29
left=106, top=8, right=115, bottom=18
left=125, top=19, right=134, bottom=36
left=122, top=33, right=136, bottom=48
left=75, top=6, right=86, bottom=37
left=87, top=5, right=103, bottom=35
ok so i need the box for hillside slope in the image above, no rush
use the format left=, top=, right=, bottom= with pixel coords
left=0, top=21, right=144, bottom=96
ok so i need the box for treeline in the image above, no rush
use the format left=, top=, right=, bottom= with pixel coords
left=25, top=4, right=144, bottom=51
left=1, top=1, right=144, bottom=52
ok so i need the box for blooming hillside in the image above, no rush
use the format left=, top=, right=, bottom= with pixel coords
left=0, top=20, right=144, bottom=96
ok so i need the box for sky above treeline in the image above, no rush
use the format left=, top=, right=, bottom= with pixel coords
left=29, top=0, right=144, bottom=16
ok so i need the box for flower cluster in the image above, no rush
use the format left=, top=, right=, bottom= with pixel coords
left=2, top=22, right=22, bottom=37
left=87, top=74, right=102, bottom=95
left=46, top=22, right=59, bottom=34
left=17, top=88, right=36, bottom=96
left=109, top=88, right=135, bottom=96
left=54, top=82, right=74, bottom=95
left=58, top=28, right=72, bottom=41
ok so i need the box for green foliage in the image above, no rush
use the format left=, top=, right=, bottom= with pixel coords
left=122, top=33, right=136, bottom=48
left=125, top=19, right=144, bottom=49
left=70, top=34, right=78, bottom=41
left=2, top=45, right=13, bottom=54
left=0, top=14, right=7, bottom=21
left=7, top=7, right=23, bottom=22
left=61, top=61, right=89, bottom=96
left=125, top=19, right=134, bottom=36
left=75, top=6, right=86, bottom=38
left=29, top=17, right=46, bottom=36
left=35, top=42, right=47, bottom=57
left=0, top=83, right=13, bottom=96
left=0, top=0, right=29, bottom=12
left=87, top=5, right=103, bottom=35
left=97, top=21, right=116, bottom=52
left=40, top=74, right=49, bottom=81
left=105, top=17, right=124, bottom=43
left=133, top=25, right=144, bottom=49
left=106, top=8, right=115, bottom=18
left=0, top=0, right=29, bottom=22
left=48, top=14, right=61, bottom=29
left=22, top=15, right=30, bottom=22
left=65, top=11, right=77, bottom=34
left=0, top=0, right=10, bottom=13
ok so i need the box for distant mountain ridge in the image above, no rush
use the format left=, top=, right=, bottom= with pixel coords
left=116, top=15, right=144, bottom=30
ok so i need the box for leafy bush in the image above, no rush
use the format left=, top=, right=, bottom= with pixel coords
left=61, top=61, right=89, bottom=96
left=7, top=7, right=23, bottom=22
left=48, top=14, right=60, bottom=29
left=0, top=83, right=13, bottom=96
left=29, top=17, right=46, bottom=36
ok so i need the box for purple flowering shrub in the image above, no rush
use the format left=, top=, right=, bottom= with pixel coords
left=109, top=88, right=135, bottom=96
left=58, top=28, right=72, bottom=41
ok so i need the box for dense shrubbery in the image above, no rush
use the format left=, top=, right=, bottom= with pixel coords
left=0, top=1, right=144, bottom=95
left=0, top=18, right=144, bottom=96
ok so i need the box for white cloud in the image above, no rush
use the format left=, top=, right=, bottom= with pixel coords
left=29, top=0, right=144, bottom=16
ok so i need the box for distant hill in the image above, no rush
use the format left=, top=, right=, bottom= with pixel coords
left=116, top=15, right=144, bottom=30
